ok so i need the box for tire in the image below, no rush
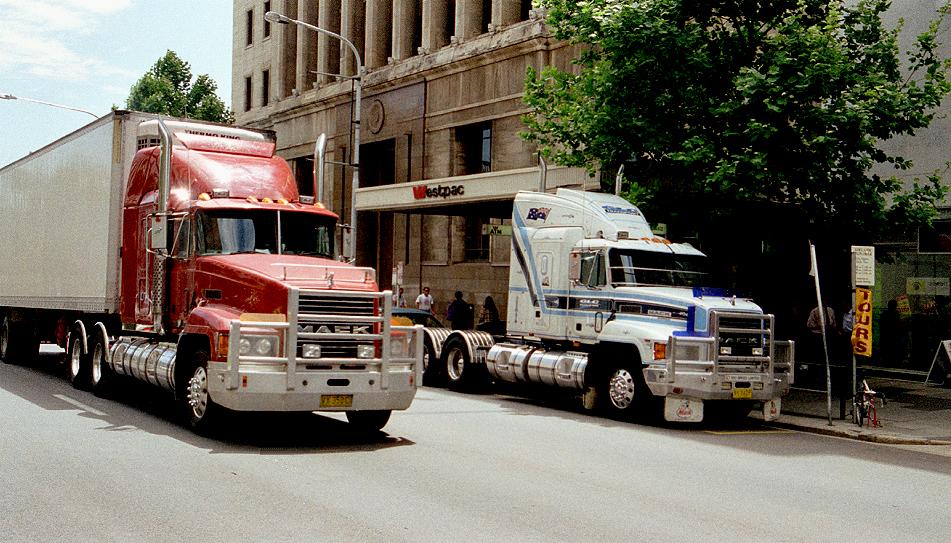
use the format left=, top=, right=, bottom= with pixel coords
left=67, top=327, right=91, bottom=390
left=1, top=316, right=38, bottom=365
left=422, top=339, right=444, bottom=387
left=182, top=350, right=223, bottom=434
left=854, top=401, right=867, bottom=427
left=345, top=410, right=391, bottom=432
left=443, top=336, right=484, bottom=391
left=598, top=361, right=651, bottom=419
left=89, top=332, right=115, bottom=397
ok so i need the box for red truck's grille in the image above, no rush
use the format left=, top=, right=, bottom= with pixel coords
left=295, top=291, right=377, bottom=362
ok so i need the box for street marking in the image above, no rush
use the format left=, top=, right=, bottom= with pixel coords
left=54, top=394, right=107, bottom=417
left=704, top=429, right=794, bottom=435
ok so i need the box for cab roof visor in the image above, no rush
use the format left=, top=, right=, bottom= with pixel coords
left=176, top=132, right=276, bottom=158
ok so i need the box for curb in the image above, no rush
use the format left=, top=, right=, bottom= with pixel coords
left=760, top=417, right=951, bottom=446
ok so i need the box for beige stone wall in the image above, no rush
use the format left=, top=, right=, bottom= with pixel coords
left=233, top=1, right=557, bottom=321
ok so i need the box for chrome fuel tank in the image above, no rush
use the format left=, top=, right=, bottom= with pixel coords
left=110, top=337, right=177, bottom=392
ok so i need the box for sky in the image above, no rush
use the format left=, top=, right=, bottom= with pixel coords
left=0, top=0, right=233, bottom=167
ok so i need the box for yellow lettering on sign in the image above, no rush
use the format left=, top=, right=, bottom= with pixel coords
left=852, top=288, right=873, bottom=357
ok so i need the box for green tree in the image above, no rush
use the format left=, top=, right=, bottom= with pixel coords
left=523, top=0, right=951, bottom=243
left=127, top=50, right=234, bottom=123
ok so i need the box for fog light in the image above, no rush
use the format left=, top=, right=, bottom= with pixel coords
left=721, top=382, right=732, bottom=390
left=754, top=382, right=764, bottom=390
left=752, top=347, right=764, bottom=356
left=302, top=344, right=322, bottom=359
left=357, top=344, right=375, bottom=359
left=720, top=346, right=732, bottom=355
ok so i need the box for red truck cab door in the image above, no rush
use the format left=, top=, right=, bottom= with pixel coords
left=168, top=214, right=197, bottom=332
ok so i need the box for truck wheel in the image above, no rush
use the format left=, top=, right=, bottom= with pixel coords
left=67, top=328, right=91, bottom=390
left=599, top=362, right=650, bottom=419
left=183, top=351, right=223, bottom=433
left=1, top=316, right=37, bottom=365
left=89, top=333, right=115, bottom=397
left=443, top=336, right=484, bottom=391
left=422, top=339, right=444, bottom=387
left=345, top=410, right=391, bottom=432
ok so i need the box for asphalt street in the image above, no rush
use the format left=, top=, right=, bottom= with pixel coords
left=2, top=353, right=950, bottom=542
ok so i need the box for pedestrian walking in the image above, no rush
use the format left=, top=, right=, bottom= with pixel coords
left=446, top=290, right=474, bottom=330
left=392, top=287, right=407, bottom=308
left=415, top=286, right=434, bottom=313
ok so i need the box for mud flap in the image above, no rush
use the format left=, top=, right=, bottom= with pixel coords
left=763, top=398, right=782, bottom=422
left=664, top=396, right=704, bottom=422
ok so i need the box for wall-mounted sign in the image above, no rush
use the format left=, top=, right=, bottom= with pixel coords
left=906, top=277, right=950, bottom=296
left=482, top=224, right=512, bottom=236
left=412, top=184, right=465, bottom=200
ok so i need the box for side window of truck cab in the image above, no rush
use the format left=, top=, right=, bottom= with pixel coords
left=578, top=251, right=606, bottom=288
left=172, top=216, right=192, bottom=258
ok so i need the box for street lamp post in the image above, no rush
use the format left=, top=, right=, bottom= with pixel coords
left=265, top=10, right=363, bottom=263
left=0, top=93, right=98, bottom=119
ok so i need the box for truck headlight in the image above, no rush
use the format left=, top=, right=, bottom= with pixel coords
left=357, top=344, right=375, bottom=359
left=239, top=335, right=279, bottom=357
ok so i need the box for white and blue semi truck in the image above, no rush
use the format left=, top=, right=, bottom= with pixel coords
left=426, top=188, right=795, bottom=422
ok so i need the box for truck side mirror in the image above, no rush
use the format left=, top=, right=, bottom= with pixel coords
left=150, top=215, right=168, bottom=252
left=569, top=252, right=581, bottom=283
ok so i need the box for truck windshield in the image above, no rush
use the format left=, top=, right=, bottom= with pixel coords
left=195, top=210, right=334, bottom=258
left=609, top=249, right=707, bottom=288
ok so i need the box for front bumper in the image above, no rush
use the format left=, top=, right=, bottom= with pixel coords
left=207, top=361, right=417, bottom=412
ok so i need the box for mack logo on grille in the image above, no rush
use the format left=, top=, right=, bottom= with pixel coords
left=721, top=336, right=761, bottom=346
left=298, top=324, right=371, bottom=334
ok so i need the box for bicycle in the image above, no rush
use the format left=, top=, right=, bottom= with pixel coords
left=852, top=379, right=886, bottom=428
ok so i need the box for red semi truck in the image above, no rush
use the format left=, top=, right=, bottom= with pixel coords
left=0, top=110, right=421, bottom=433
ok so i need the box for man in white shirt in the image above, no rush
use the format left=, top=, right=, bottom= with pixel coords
left=416, top=286, right=434, bottom=313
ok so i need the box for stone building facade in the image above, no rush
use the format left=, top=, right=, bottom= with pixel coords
left=231, top=0, right=592, bottom=321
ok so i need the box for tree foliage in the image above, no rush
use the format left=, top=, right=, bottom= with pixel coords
left=523, top=0, right=951, bottom=242
left=127, top=50, right=234, bottom=124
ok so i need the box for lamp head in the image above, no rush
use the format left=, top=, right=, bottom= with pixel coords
left=264, top=11, right=291, bottom=24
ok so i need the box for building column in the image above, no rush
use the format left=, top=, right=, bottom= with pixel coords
left=365, top=0, right=393, bottom=69
left=340, top=0, right=365, bottom=76
left=392, top=0, right=418, bottom=61
left=296, top=0, right=318, bottom=91
left=317, top=0, right=341, bottom=84
left=277, top=0, right=299, bottom=98
left=454, top=0, right=482, bottom=42
left=421, top=0, right=449, bottom=53
left=490, top=0, right=519, bottom=31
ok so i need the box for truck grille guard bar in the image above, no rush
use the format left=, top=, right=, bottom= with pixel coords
left=224, top=288, right=423, bottom=391
left=663, top=310, right=795, bottom=384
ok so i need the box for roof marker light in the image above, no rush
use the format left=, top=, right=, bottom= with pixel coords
left=277, top=198, right=289, bottom=205
left=262, top=197, right=273, bottom=204
left=246, top=196, right=258, bottom=203
left=198, top=193, right=211, bottom=201
left=315, top=202, right=326, bottom=209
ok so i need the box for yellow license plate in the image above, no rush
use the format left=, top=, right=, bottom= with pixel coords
left=320, top=394, right=353, bottom=408
left=732, top=387, right=753, bottom=399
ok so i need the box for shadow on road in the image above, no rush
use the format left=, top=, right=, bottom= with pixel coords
left=421, top=383, right=951, bottom=477
left=0, top=352, right=416, bottom=455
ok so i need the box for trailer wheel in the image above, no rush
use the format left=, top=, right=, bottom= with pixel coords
left=183, top=350, right=223, bottom=433
left=89, top=333, right=115, bottom=397
left=443, top=336, right=484, bottom=391
left=345, top=410, right=391, bottom=432
left=67, top=328, right=91, bottom=390
left=1, top=316, right=37, bottom=365
left=422, top=338, right=444, bottom=387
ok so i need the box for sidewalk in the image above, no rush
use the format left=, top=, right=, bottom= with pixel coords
left=752, top=375, right=951, bottom=445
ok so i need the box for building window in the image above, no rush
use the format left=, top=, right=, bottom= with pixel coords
left=244, top=76, right=252, bottom=111
left=481, top=0, right=492, bottom=33
left=261, top=69, right=270, bottom=106
left=464, top=217, right=490, bottom=262
left=454, top=122, right=491, bottom=176
left=246, top=9, right=254, bottom=46
left=520, top=0, right=532, bottom=21
left=263, top=1, right=271, bottom=38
